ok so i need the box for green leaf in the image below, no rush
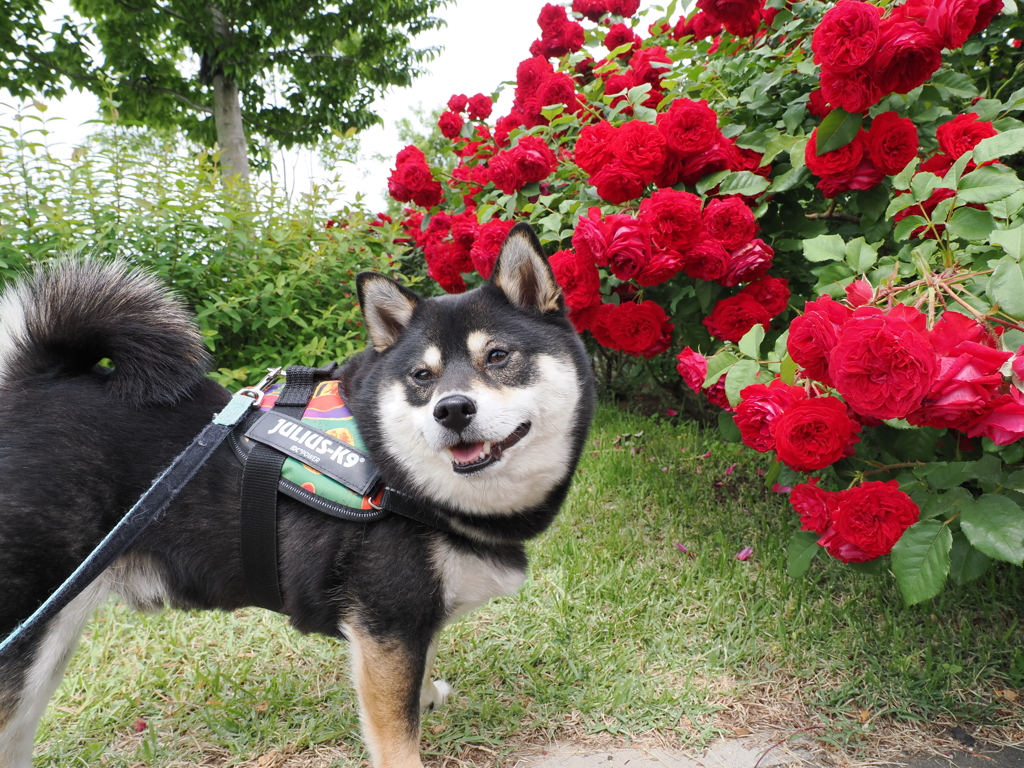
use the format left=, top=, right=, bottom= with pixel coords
left=973, top=128, right=1024, bottom=165
left=816, top=108, right=863, bottom=155
left=946, top=206, right=996, bottom=241
left=718, top=411, right=741, bottom=443
left=802, top=233, right=846, bottom=262
left=890, top=519, right=952, bottom=605
left=949, top=531, right=990, bottom=585
left=788, top=530, right=820, bottom=578
left=764, top=459, right=782, bottom=488
left=894, top=215, right=928, bottom=241
left=724, top=360, right=762, bottom=407
left=911, top=172, right=941, bottom=202
left=932, top=69, right=980, bottom=98
left=958, top=165, right=1024, bottom=204
left=927, top=462, right=973, bottom=490
left=780, top=354, right=797, bottom=385
left=761, top=134, right=801, bottom=166
left=716, top=171, right=771, bottom=198
left=989, top=225, right=1024, bottom=259
left=738, top=324, right=765, bottom=360
left=696, top=170, right=731, bottom=196
left=919, top=487, right=973, bottom=519
left=844, top=237, right=877, bottom=272
left=893, top=157, right=921, bottom=191
left=961, top=494, right=1024, bottom=564
left=703, top=351, right=739, bottom=388
left=989, top=257, right=1024, bottom=318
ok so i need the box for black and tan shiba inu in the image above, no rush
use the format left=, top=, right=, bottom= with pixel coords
left=0, top=223, right=595, bottom=768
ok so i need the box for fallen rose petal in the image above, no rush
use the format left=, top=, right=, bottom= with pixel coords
left=675, top=543, right=689, bottom=553
left=726, top=463, right=737, bottom=475
left=704, top=451, right=712, bottom=458
left=666, top=409, right=678, bottom=416
left=134, top=719, right=147, bottom=733
left=772, top=483, right=792, bottom=493
left=736, top=546, right=754, bottom=561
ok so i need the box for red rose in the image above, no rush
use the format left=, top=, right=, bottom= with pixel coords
left=812, top=0, right=882, bottom=71
left=532, top=72, right=581, bottom=119
left=591, top=300, right=671, bottom=356
left=606, top=22, right=642, bottom=55
left=972, top=0, right=1003, bottom=33
left=438, top=110, right=464, bottom=140
left=591, top=161, right=648, bottom=203
left=572, top=207, right=611, bottom=265
left=425, top=242, right=467, bottom=294
left=805, top=128, right=865, bottom=178
left=906, top=340, right=1010, bottom=430
left=702, top=196, right=757, bottom=250
left=865, top=111, right=919, bottom=176
left=677, top=136, right=737, bottom=186
left=467, top=93, right=493, bottom=121
left=967, top=388, right=1024, bottom=445
left=704, top=375, right=733, bottom=411
left=698, top=0, right=763, bottom=35
left=488, top=151, right=524, bottom=194
left=676, top=347, right=708, bottom=393
left=628, top=46, right=672, bottom=87
left=872, top=19, right=944, bottom=96
left=787, top=295, right=853, bottom=387
left=928, top=310, right=1000, bottom=354
left=830, top=308, right=939, bottom=420
left=533, top=4, right=585, bottom=59
left=575, top=121, right=618, bottom=174
left=703, top=295, right=772, bottom=343
left=638, top=189, right=704, bottom=252
left=549, top=249, right=602, bottom=310
left=770, top=397, right=861, bottom=473
left=937, top=113, right=997, bottom=159
left=605, top=216, right=652, bottom=281
left=681, top=238, right=730, bottom=282
left=447, top=94, right=468, bottom=113
left=515, top=56, right=555, bottom=110
left=674, top=11, right=723, bottom=40
left=513, top=135, right=558, bottom=184
left=636, top=249, right=686, bottom=287
left=573, top=0, right=608, bottom=22
left=449, top=210, right=478, bottom=254
left=816, top=155, right=885, bottom=198
left=820, top=66, right=883, bottom=115
left=807, top=89, right=833, bottom=119
left=612, top=120, right=668, bottom=182
left=720, top=238, right=774, bottom=286
left=845, top=279, right=874, bottom=307
left=738, top=276, right=790, bottom=317
left=470, top=219, right=516, bottom=279
left=790, top=477, right=834, bottom=535
left=829, top=481, right=919, bottom=560
left=657, top=98, right=720, bottom=157
left=735, top=378, right=806, bottom=452
left=898, top=0, right=980, bottom=49
left=610, top=0, right=641, bottom=15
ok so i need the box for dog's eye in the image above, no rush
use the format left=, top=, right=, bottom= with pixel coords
left=412, top=368, right=435, bottom=383
left=486, top=349, right=509, bottom=365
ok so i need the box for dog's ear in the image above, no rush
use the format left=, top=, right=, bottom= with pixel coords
left=357, top=272, right=420, bottom=352
left=490, top=223, right=563, bottom=314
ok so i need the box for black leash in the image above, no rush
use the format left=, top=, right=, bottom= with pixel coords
left=0, top=382, right=267, bottom=659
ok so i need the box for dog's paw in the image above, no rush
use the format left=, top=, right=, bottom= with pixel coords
left=420, top=679, right=452, bottom=713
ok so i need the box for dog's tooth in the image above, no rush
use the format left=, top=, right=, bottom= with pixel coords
left=483, top=441, right=491, bottom=456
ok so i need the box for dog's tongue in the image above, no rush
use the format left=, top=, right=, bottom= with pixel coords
left=451, top=442, right=485, bottom=464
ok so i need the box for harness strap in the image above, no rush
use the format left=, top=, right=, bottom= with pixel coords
left=239, top=364, right=335, bottom=613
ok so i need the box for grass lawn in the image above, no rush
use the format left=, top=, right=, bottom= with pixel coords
left=34, top=405, right=1024, bottom=766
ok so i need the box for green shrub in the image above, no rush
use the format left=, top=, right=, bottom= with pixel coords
left=0, top=105, right=417, bottom=383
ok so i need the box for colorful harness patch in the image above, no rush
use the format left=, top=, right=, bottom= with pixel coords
left=235, top=380, right=384, bottom=512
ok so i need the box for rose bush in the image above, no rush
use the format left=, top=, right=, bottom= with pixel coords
left=367, top=0, right=1024, bottom=605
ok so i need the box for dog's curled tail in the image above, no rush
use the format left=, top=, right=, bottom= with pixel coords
left=0, top=260, right=211, bottom=408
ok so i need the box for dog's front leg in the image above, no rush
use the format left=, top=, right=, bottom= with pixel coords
left=346, top=621, right=430, bottom=768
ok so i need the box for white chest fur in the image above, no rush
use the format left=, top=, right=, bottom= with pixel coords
left=431, top=541, right=527, bottom=621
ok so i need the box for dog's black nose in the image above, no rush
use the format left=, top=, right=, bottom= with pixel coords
left=433, top=394, right=476, bottom=432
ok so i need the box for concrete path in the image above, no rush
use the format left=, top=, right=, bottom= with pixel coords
left=513, top=734, right=1024, bottom=768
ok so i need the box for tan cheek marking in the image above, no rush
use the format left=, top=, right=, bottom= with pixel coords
left=347, top=624, right=424, bottom=768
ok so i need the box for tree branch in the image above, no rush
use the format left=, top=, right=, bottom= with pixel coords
left=126, top=79, right=214, bottom=114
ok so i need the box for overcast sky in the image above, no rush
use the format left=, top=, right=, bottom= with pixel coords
left=9, top=0, right=662, bottom=212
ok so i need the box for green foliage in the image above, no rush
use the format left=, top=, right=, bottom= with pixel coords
left=5, top=0, right=446, bottom=160
left=0, top=107, right=411, bottom=381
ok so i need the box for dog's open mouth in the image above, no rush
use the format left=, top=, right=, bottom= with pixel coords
left=447, top=422, right=531, bottom=474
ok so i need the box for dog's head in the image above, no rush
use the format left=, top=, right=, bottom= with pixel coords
left=354, top=223, right=595, bottom=518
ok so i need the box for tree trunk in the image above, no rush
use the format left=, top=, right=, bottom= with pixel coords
left=209, top=5, right=249, bottom=183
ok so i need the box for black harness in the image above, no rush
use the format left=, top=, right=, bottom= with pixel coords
left=0, top=364, right=464, bottom=655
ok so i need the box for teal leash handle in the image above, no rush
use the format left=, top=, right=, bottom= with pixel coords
left=0, top=389, right=262, bottom=659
